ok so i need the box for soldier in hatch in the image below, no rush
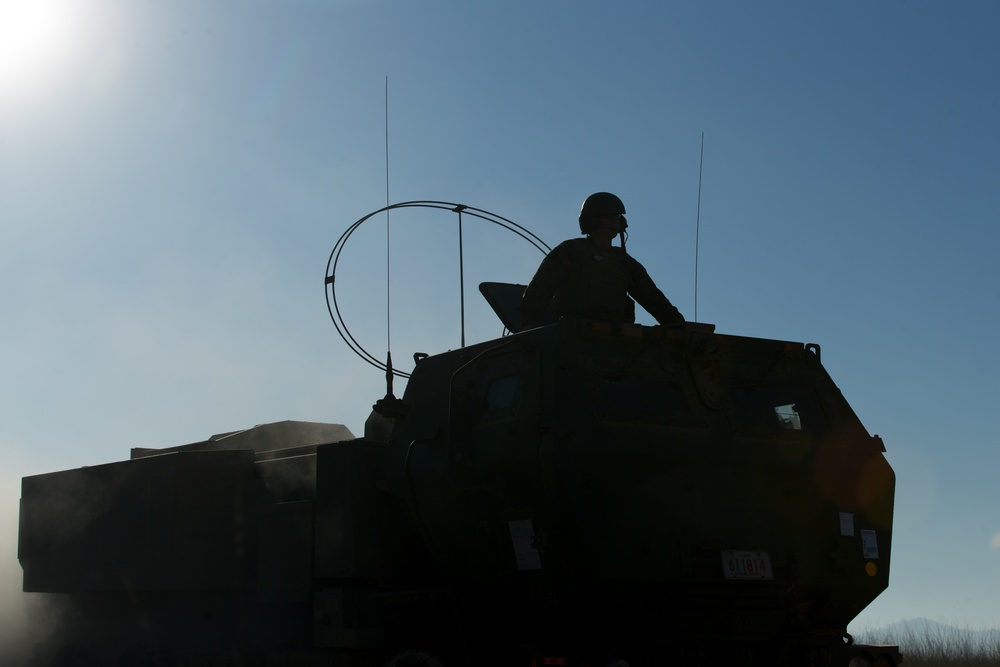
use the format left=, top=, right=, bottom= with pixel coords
left=520, top=192, right=685, bottom=329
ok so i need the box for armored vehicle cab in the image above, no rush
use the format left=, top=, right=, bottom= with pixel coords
left=376, top=308, right=895, bottom=664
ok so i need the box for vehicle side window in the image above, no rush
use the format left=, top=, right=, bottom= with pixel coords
left=484, top=375, right=520, bottom=415
left=774, top=403, right=802, bottom=430
left=729, top=386, right=827, bottom=433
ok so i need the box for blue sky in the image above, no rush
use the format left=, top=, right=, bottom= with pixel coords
left=2, top=0, right=999, bottom=638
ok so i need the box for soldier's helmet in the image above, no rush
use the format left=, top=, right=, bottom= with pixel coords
left=579, top=192, right=627, bottom=234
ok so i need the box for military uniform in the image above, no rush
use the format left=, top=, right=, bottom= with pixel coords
left=520, top=237, right=684, bottom=328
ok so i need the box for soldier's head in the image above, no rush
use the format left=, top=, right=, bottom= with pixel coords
left=579, top=192, right=627, bottom=236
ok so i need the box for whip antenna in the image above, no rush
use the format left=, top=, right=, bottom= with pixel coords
left=694, top=132, right=704, bottom=323
left=455, top=204, right=468, bottom=347
left=384, top=76, right=394, bottom=397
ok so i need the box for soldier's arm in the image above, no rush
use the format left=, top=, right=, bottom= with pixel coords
left=627, top=257, right=685, bottom=325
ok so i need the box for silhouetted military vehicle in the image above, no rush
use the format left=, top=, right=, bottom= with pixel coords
left=18, top=203, right=900, bottom=666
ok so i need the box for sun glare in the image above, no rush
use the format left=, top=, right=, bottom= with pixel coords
left=0, top=0, right=78, bottom=97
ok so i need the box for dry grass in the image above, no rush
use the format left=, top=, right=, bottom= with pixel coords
left=856, top=619, right=1000, bottom=666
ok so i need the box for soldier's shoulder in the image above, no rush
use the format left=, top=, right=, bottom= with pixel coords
left=552, top=237, right=590, bottom=250
left=546, top=237, right=590, bottom=258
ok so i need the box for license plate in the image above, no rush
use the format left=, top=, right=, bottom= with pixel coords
left=721, top=550, right=774, bottom=580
